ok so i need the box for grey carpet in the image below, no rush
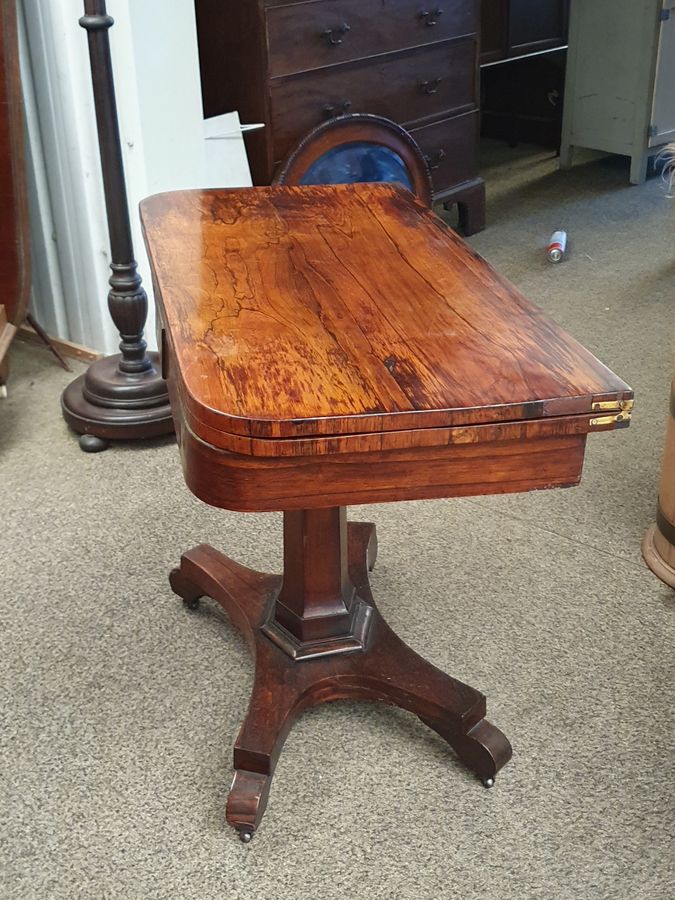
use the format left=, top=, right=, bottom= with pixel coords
left=1, top=143, right=673, bottom=900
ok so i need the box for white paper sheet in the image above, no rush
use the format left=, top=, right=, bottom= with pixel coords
left=203, top=111, right=257, bottom=188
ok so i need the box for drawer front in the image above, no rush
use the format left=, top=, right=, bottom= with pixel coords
left=267, top=0, right=477, bottom=78
left=271, top=41, right=476, bottom=162
left=410, top=111, right=478, bottom=192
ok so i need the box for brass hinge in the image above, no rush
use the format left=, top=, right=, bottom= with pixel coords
left=591, top=399, right=634, bottom=413
left=590, top=412, right=631, bottom=426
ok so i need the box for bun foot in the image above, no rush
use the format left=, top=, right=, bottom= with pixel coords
left=79, top=433, right=109, bottom=453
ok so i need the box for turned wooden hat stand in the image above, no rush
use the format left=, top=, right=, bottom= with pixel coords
left=60, top=1, right=173, bottom=451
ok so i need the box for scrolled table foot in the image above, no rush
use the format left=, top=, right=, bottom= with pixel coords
left=226, top=769, right=273, bottom=841
left=443, top=717, right=513, bottom=783
left=169, top=566, right=202, bottom=610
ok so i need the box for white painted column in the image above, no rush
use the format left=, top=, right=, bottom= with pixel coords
left=18, top=2, right=69, bottom=341
left=21, top=0, right=116, bottom=352
left=20, top=0, right=252, bottom=354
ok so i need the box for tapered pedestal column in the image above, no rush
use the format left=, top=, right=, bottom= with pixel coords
left=169, top=509, right=512, bottom=842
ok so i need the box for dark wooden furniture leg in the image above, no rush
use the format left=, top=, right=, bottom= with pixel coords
left=169, top=509, right=512, bottom=842
left=454, top=179, right=486, bottom=236
left=439, top=178, right=486, bottom=235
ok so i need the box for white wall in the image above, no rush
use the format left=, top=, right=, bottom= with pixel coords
left=20, top=0, right=252, bottom=354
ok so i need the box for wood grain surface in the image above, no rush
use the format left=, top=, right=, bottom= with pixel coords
left=141, top=183, right=631, bottom=451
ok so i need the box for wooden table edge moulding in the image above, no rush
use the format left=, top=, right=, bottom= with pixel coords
left=140, top=183, right=632, bottom=843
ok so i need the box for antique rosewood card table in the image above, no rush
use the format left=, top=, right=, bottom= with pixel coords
left=140, top=183, right=632, bottom=842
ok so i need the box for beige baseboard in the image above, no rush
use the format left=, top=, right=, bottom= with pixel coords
left=17, top=324, right=102, bottom=363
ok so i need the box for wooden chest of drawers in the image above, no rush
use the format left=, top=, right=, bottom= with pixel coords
left=195, top=0, right=485, bottom=233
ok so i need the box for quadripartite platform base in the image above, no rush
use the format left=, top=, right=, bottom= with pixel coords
left=169, top=518, right=512, bottom=842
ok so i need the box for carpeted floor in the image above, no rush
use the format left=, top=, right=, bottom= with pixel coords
left=1, top=143, right=673, bottom=900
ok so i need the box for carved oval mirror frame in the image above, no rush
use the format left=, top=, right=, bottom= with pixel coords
left=273, top=113, right=433, bottom=208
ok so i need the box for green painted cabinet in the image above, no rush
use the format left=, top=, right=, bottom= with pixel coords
left=560, top=0, right=675, bottom=184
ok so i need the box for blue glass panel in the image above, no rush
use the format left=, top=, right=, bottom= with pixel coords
left=299, top=142, right=413, bottom=191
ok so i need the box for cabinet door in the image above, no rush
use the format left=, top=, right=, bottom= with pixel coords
left=508, top=0, right=569, bottom=56
left=650, top=3, right=675, bottom=146
left=480, top=0, right=508, bottom=64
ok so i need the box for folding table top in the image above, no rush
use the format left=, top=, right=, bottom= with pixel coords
left=141, top=183, right=631, bottom=454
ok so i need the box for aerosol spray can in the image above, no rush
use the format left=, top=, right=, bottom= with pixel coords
left=547, top=230, right=567, bottom=263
